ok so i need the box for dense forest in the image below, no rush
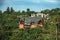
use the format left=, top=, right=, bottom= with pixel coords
left=0, top=7, right=60, bottom=40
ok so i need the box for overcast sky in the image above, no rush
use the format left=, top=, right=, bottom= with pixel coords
left=0, top=0, right=60, bottom=12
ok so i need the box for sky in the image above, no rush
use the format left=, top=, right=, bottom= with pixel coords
left=0, top=0, right=60, bottom=12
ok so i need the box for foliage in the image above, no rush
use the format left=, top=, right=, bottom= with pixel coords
left=0, top=7, right=60, bottom=40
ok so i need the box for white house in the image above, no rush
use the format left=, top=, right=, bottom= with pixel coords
left=31, top=13, right=36, bottom=17
left=31, top=12, right=49, bottom=18
left=36, top=13, right=44, bottom=18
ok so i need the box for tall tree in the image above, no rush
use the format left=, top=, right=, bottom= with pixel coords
left=26, top=8, right=31, bottom=16
left=27, top=8, right=30, bottom=12
left=6, top=7, right=10, bottom=14
left=11, top=7, right=14, bottom=13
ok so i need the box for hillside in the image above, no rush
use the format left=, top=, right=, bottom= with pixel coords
left=0, top=7, right=60, bottom=40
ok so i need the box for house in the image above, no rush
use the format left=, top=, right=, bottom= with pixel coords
left=18, top=12, right=49, bottom=29
left=31, top=13, right=44, bottom=18
left=18, top=16, right=43, bottom=29
left=31, top=12, right=49, bottom=18
left=31, top=13, right=36, bottom=17
left=36, top=13, right=44, bottom=18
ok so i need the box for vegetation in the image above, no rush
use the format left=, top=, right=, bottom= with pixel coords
left=0, top=7, right=60, bottom=40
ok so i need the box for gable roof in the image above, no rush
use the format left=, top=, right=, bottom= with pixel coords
left=24, top=16, right=42, bottom=25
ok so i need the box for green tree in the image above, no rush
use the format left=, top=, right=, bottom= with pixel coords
left=11, top=7, right=14, bottom=13
left=27, top=8, right=30, bottom=12
left=26, top=8, right=31, bottom=16
left=7, top=7, right=10, bottom=14
left=41, top=9, right=50, bottom=14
